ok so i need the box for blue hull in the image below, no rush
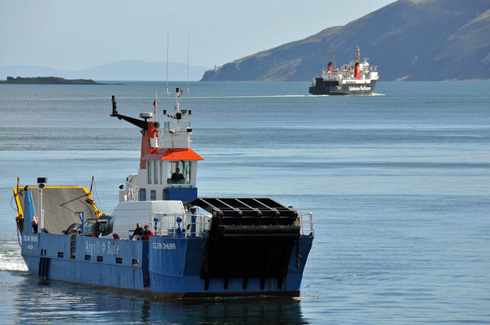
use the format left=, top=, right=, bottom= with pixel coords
left=21, top=233, right=313, bottom=298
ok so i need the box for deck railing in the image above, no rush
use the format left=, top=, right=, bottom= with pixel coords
left=153, top=211, right=314, bottom=238
left=299, top=212, right=314, bottom=237
left=153, top=213, right=211, bottom=238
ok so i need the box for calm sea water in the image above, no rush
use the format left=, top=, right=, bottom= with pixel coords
left=0, top=81, right=489, bottom=324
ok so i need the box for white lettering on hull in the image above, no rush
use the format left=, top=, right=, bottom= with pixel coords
left=152, top=242, right=177, bottom=250
left=106, top=242, right=120, bottom=255
left=348, top=86, right=371, bottom=91
left=23, top=235, right=38, bottom=243
left=85, top=241, right=120, bottom=255
left=22, top=235, right=38, bottom=250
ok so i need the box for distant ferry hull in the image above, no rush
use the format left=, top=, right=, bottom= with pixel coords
left=309, top=78, right=378, bottom=96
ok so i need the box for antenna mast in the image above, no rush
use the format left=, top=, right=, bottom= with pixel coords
left=165, top=31, right=189, bottom=96
left=187, top=31, right=190, bottom=93
left=166, top=31, right=169, bottom=93
left=164, top=31, right=192, bottom=133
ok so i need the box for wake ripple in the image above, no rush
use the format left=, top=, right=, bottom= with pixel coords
left=0, top=239, right=27, bottom=272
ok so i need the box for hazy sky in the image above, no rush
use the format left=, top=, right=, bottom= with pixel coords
left=1, top=0, right=395, bottom=70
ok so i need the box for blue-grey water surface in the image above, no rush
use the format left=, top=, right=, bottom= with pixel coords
left=0, top=81, right=489, bottom=324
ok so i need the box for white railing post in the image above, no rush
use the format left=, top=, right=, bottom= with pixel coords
left=299, top=212, right=314, bottom=237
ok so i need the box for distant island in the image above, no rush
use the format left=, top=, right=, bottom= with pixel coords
left=0, top=76, right=100, bottom=85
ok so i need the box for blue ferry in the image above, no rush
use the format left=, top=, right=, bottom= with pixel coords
left=13, top=87, right=314, bottom=298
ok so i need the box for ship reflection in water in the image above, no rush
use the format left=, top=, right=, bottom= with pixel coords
left=13, top=276, right=308, bottom=323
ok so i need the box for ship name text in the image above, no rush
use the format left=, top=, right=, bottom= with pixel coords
left=152, top=242, right=177, bottom=250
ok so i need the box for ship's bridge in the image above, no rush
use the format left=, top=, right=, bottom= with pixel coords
left=137, top=147, right=203, bottom=203
left=112, top=89, right=203, bottom=205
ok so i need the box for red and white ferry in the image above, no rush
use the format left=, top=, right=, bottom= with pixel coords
left=309, top=46, right=379, bottom=95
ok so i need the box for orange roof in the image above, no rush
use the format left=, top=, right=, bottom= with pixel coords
left=142, top=148, right=204, bottom=161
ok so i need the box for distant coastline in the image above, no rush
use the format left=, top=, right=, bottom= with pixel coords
left=0, top=76, right=100, bottom=85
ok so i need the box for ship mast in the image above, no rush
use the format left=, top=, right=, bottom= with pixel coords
left=165, top=31, right=190, bottom=134
left=164, top=87, right=189, bottom=135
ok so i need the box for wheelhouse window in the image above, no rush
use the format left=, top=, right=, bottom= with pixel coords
left=167, top=161, right=192, bottom=184
left=154, top=160, right=159, bottom=184
left=147, top=160, right=153, bottom=184
left=147, top=160, right=164, bottom=184
left=160, top=161, right=164, bottom=184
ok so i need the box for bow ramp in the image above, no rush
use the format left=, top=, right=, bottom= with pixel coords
left=192, top=198, right=301, bottom=280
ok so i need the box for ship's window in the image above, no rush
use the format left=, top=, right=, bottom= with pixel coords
left=147, top=160, right=153, bottom=184
left=147, top=160, right=164, bottom=184
left=160, top=161, right=165, bottom=184
left=185, top=161, right=192, bottom=184
left=139, top=188, right=146, bottom=201
left=167, top=161, right=192, bottom=184
left=154, top=160, right=159, bottom=184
